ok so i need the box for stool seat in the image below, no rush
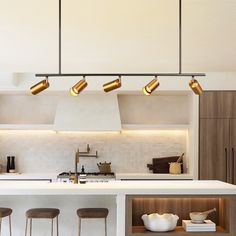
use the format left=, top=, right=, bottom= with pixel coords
left=77, top=208, right=108, bottom=236
left=0, top=208, right=12, bottom=218
left=77, top=208, right=108, bottom=218
left=26, top=208, right=60, bottom=219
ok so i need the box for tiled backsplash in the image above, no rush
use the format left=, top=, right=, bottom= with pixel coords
left=0, top=130, right=187, bottom=173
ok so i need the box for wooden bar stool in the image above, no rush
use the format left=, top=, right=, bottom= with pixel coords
left=25, top=208, right=60, bottom=236
left=77, top=208, right=109, bottom=236
left=0, top=208, right=12, bottom=236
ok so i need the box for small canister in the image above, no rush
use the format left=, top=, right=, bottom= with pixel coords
left=169, top=162, right=182, bottom=174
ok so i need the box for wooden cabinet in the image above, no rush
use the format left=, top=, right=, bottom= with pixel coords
left=200, top=119, right=229, bottom=182
left=229, top=119, right=236, bottom=184
left=200, top=92, right=236, bottom=118
left=199, top=92, right=236, bottom=184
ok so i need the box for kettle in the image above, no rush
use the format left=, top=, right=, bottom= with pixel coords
left=97, top=162, right=111, bottom=173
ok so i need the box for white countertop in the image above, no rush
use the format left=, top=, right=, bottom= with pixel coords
left=0, top=173, right=193, bottom=181
left=0, top=173, right=58, bottom=180
left=116, top=173, right=193, bottom=180
left=0, top=180, right=235, bottom=195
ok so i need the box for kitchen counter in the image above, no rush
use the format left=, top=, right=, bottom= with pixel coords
left=0, top=180, right=235, bottom=236
left=0, top=172, right=193, bottom=181
left=0, top=180, right=235, bottom=195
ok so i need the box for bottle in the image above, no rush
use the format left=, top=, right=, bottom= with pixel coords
left=6, top=156, right=11, bottom=173
left=79, top=165, right=86, bottom=184
left=9, top=156, right=16, bottom=173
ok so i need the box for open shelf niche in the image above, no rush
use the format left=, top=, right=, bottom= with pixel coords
left=118, top=93, right=192, bottom=131
left=0, top=95, right=58, bottom=130
left=126, top=195, right=236, bottom=236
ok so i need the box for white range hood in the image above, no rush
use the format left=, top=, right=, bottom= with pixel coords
left=54, top=94, right=121, bottom=131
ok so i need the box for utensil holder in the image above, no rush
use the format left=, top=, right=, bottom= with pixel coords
left=169, top=162, right=182, bottom=174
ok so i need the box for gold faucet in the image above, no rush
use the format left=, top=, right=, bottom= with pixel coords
left=74, top=149, right=80, bottom=184
left=73, top=144, right=99, bottom=184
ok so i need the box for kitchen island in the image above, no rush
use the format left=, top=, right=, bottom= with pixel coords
left=0, top=180, right=235, bottom=236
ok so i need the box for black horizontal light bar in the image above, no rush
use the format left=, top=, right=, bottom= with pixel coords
left=35, top=73, right=205, bottom=78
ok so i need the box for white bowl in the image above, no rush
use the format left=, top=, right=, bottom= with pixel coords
left=189, top=212, right=207, bottom=223
left=142, top=213, right=179, bottom=232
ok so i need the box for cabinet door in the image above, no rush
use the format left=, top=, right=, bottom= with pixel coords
left=200, top=92, right=233, bottom=118
left=230, top=119, right=236, bottom=184
left=200, top=119, right=230, bottom=181
left=230, top=93, right=236, bottom=118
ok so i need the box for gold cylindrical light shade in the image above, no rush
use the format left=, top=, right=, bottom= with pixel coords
left=103, top=78, right=121, bottom=92
left=189, top=78, right=203, bottom=95
left=30, top=79, right=50, bottom=95
left=70, top=79, right=88, bottom=96
left=142, top=78, right=160, bottom=96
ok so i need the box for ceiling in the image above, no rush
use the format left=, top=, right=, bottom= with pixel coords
left=0, top=0, right=236, bottom=73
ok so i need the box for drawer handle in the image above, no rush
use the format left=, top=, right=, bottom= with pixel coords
left=232, top=148, right=235, bottom=184
left=225, top=148, right=228, bottom=182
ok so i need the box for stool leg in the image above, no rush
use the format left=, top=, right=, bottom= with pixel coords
left=78, top=218, right=81, bottom=236
left=29, top=219, right=32, bottom=236
left=9, top=215, right=12, bottom=236
left=105, top=218, right=107, bottom=236
left=51, top=219, right=53, bottom=236
left=0, top=218, right=2, bottom=236
left=56, top=216, right=59, bottom=236
left=25, top=218, right=28, bottom=236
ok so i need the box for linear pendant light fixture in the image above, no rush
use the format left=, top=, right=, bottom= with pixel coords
left=32, top=0, right=205, bottom=95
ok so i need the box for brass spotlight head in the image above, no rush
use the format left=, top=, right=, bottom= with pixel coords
left=30, top=78, right=50, bottom=95
left=189, top=78, right=203, bottom=95
left=70, top=78, right=88, bottom=96
left=103, top=77, right=122, bottom=92
left=142, top=77, right=160, bottom=96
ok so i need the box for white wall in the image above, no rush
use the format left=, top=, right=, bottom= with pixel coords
left=0, top=1, right=236, bottom=73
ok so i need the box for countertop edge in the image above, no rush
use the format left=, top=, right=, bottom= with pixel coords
left=0, top=180, right=235, bottom=195
left=115, top=173, right=193, bottom=180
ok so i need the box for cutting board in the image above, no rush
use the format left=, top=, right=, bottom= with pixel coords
left=147, top=156, right=183, bottom=173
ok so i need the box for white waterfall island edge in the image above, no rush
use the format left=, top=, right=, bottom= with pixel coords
left=0, top=180, right=236, bottom=195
